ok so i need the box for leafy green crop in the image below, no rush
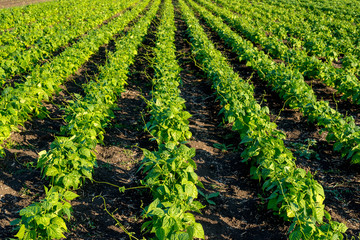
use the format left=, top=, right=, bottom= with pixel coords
left=0, top=0, right=137, bottom=89
left=190, top=0, right=360, bottom=165
left=180, top=0, right=347, bottom=238
left=11, top=186, right=78, bottom=240
left=139, top=0, right=205, bottom=238
left=141, top=145, right=205, bottom=240
left=200, top=0, right=360, bottom=104
left=0, top=0, right=142, bottom=157
left=12, top=0, right=160, bottom=238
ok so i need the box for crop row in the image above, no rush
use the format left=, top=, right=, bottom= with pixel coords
left=225, top=0, right=360, bottom=44
left=189, top=0, right=360, bottom=165
left=257, top=0, right=360, bottom=22
left=179, top=0, right=347, bottom=239
left=12, top=0, right=159, bottom=238
left=140, top=0, right=204, bottom=238
left=0, top=0, right=138, bottom=88
left=0, top=0, right=73, bottom=30
left=218, top=0, right=360, bottom=76
left=0, top=0, right=99, bottom=47
left=0, top=0, right=144, bottom=156
left=3, top=0, right=356, bottom=239
left=205, top=0, right=360, bottom=104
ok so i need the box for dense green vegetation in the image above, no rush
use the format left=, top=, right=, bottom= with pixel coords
left=0, top=0, right=358, bottom=239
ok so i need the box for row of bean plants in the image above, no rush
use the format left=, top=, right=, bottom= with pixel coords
left=37, top=0, right=155, bottom=190
left=197, top=0, right=360, bottom=104
left=216, top=0, right=360, bottom=76
left=261, top=0, right=360, bottom=22
left=223, top=0, right=359, bottom=41
left=245, top=0, right=360, bottom=72
left=0, top=0, right=145, bottom=156
left=0, top=0, right=138, bottom=88
left=12, top=0, right=159, bottom=239
left=0, top=0, right=96, bottom=46
left=218, top=0, right=360, bottom=76
left=188, top=0, right=360, bottom=165
left=140, top=0, right=204, bottom=238
left=179, top=0, right=348, bottom=239
left=216, top=0, right=356, bottom=59
left=0, top=0, right=72, bottom=30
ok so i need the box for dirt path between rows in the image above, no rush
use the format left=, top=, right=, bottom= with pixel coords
left=0, top=0, right=50, bottom=9
left=189, top=2, right=360, bottom=238
left=173, top=4, right=289, bottom=239
left=0, top=0, right=359, bottom=239
left=0, top=3, right=159, bottom=239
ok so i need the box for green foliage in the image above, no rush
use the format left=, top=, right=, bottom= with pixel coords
left=179, top=0, right=347, bottom=239
left=198, top=190, right=219, bottom=205
left=288, top=139, right=320, bottom=160
left=142, top=198, right=204, bottom=240
left=208, top=0, right=360, bottom=104
left=0, top=0, right=136, bottom=87
left=34, top=0, right=157, bottom=189
left=11, top=186, right=78, bottom=240
left=140, top=145, right=205, bottom=240
left=214, top=0, right=360, bottom=74
left=191, top=0, right=360, bottom=165
left=146, top=96, right=192, bottom=145
left=0, top=0, right=144, bottom=155
left=141, top=145, right=202, bottom=200
left=12, top=1, right=160, bottom=239
left=140, top=0, right=205, bottom=238
left=145, top=0, right=192, bottom=146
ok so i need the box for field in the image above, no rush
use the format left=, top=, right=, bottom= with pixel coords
left=0, top=0, right=359, bottom=239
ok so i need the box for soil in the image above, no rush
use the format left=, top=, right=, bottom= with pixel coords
left=190, top=2, right=360, bottom=238
left=0, top=0, right=359, bottom=240
left=174, top=6, right=288, bottom=239
left=0, top=0, right=50, bottom=9
left=1, top=2, right=135, bottom=94
left=0, top=3, right=158, bottom=239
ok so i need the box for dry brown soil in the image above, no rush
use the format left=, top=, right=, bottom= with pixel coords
left=0, top=0, right=50, bottom=9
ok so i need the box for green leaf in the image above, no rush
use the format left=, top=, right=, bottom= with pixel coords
left=267, top=198, right=277, bottom=210
left=324, top=210, right=331, bottom=220
left=63, top=191, right=79, bottom=201
left=20, top=205, right=41, bottom=217
left=35, top=215, right=51, bottom=227
left=141, top=221, right=152, bottom=232
left=155, top=227, right=166, bottom=240
left=38, top=150, right=47, bottom=157
left=175, top=232, right=190, bottom=240
left=14, top=225, right=26, bottom=239
left=165, top=141, right=176, bottom=150
left=289, top=229, right=302, bottom=240
left=351, top=152, right=360, bottom=164
left=185, top=131, right=192, bottom=140
left=315, top=207, right=324, bottom=223
left=337, top=222, right=348, bottom=233
left=193, top=222, right=205, bottom=239
left=287, top=208, right=296, bottom=218
left=63, top=175, right=75, bottom=189
left=10, top=218, right=21, bottom=226
left=240, top=135, right=253, bottom=144
left=118, top=186, right=126, bottom=193
left=79, top=147, right=91, bottom=158
left=184, top=182, right=197, bottom=198
left=51, top=217, right=67, bottom=231
left=46, top=222, right=66, bottom=239
left=46, top=166, right=58, bottom=177
left=208, top=192, right=220, bottom=198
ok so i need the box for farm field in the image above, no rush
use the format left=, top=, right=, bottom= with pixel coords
left=0, top=0, right=49, bottom=9
left=0, top=0, right=359, bottom=239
